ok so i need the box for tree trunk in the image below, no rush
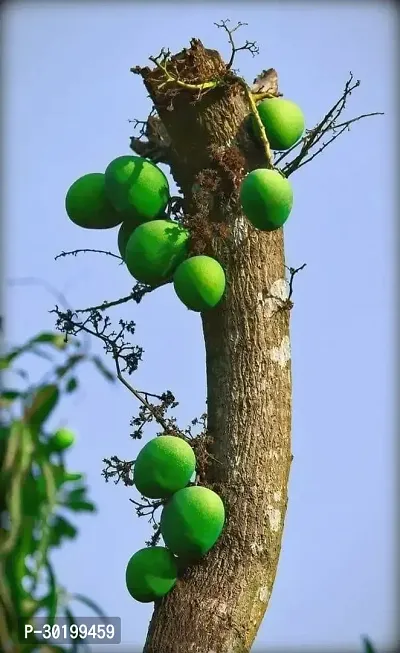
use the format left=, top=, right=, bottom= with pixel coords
left=136, top=40, right=292, bottom=653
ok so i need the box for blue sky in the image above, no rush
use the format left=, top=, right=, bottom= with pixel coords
left=2, top=2, right=396, bottom=651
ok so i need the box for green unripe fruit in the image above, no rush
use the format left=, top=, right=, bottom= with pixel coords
left=256, top=98, right=305, bottom=150
left=117, top=219, right=141, bottom=259
left=134, top=435, right=196, bottom=499
left=117, top=213, right=169, bottom=260
left=125, top=546, right=178, bottom=603
left=105, top=156, right=170, bottom=222
left=240, top=169, right=293, bottom=231
left=173, top=256, right=226, bottom=312
left=65, top=173, right=123, bottom=229
left=48, top=428, right=75, bottom=453
left=125, top=219, right=189, bottom=286
left=160, top=486, right=225, bottom=561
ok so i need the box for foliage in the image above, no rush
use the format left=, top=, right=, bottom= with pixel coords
left=0, top=330, right=113, bottom=652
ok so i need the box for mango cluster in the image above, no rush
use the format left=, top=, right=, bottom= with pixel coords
left=125, top=435, right=225, bottom=603
left=65, top=155, right=226, bottom=313
left=241, top=97, right=305, bottom=231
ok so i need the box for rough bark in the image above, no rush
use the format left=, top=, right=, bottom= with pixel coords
left=136, top=40, right=292, bottom=653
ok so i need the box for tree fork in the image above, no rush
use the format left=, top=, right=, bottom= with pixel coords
left=134, top=39, right=292, bottom=653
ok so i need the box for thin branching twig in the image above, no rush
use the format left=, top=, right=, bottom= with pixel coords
left=214, top=19, right=259, bottom=69
left=276, top=74, right=384, bottom=176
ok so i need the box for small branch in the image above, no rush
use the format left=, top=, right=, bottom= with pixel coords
left=102, top=456, right=135, bottom=485
left=214, top=19, right=259, bottom=70
left=52, top=308, right=174, bottom=434
left=127, top=117, right=149, bottom=136
left=74, top=293, right=138, bottom=315
left=114, top=356, right=173, bottom=434
left=275, top=73, right=383, bottom=177
left=130, top=114, right=173, bottom=165
left=74, top=282, right=161, bottom=314
left=328, top=112, right=384, bottom=131
left=55, top=249, right=122, bottom=262
left=285, top=263, right=307, bottom=301
left=129, top=497, right=164, bottom=516
left=129, top=496, right=164, bottom=546
left=262, top=263, right=307, bottom=314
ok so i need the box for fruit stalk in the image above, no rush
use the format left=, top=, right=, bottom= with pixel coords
left=135, top=40, right=292, bottom=653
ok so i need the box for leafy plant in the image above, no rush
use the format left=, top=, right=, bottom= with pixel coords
left=0, top=330, right=113, bottom=652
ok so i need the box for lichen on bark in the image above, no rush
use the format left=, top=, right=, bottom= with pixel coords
left=133, top=39, right=293, bottom=653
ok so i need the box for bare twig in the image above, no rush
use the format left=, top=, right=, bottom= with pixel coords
left=285, top=263, right=307, bottom=301
left=52, top=308, right=174, bottom=434
left=55, top=249, right=122, bottom=262
left=74, top=280, right=167, bottom=315
left=74, top=292, right=139, bottom=315
left=262, top=263, right=307, bottom=314
left=129, top=497, right=164, bottom=518
left=129, top=496, right=164, bottom=546
left=130, top=113, right=173, bottom=165
left=114, top=356, right=173, bottom=434
left=214, top=19, right=259, bottom=69
left=102, top=455, right=136, bottom=486
left=127, top=118, right=148, bottom=137
left=275, top=73, right=383, bottom=177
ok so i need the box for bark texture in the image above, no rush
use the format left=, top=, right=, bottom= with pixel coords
left=136, top=41, right=292, bottom=653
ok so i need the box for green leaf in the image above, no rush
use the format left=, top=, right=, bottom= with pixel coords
left=1, top=389, right=21, bottom=401
left=30, top=332, right=67, bottom=350
left=91, top=355, right=115, bottom=382
left=65, top=377, right=79, bottom=393
left=49, top=514, right=78, bottom=548
left=36, top=464, right=65, bottom=496
left=362, top=636, right=377, bottom=653
left=25, top=384, right=60, bottom=427
left=64, top=499, right=96, bottom=513
left=0, top=332, right=68, bottom=373
left=37, top=465, right=85, bottom=496
left=22, top=471, right=43, bottom=517
left=0, top=349, right=21, bottom=370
